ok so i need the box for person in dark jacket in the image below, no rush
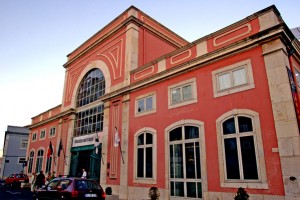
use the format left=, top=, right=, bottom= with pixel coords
left=35, top=171, right=45, bottom=189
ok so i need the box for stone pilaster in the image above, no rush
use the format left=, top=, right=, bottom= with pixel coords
left=262, top=38, right=300, bottom=197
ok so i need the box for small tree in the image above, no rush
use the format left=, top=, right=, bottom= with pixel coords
left=234, top=187, right=249, bottom=200
left=148, top=187, right=160, bottom=200
left=105, top=187, right=112, bottom=195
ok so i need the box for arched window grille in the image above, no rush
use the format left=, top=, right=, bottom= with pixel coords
left=76, top=69, right=105, bottom=107
left=74, top=69, right=105, bottom=136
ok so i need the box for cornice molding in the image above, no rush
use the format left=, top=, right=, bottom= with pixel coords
left=29, top=108, right=76, bottom=129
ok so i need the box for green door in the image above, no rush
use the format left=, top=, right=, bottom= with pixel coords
left=89, top=145, right=102, bottom=182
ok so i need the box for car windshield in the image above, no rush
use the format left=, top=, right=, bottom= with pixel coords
left=75, top=180, right=100, bottom=190
left=47, top=180, right=60, bottom=190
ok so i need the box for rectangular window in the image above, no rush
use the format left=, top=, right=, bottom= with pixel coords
left=49, top=127, right=56, bottom=137
left=217, top=66, right=247, bottom=91
left=212, top=59, right=255, bottom=98
left=168, top=78, right=197, bottom=109
left=74, top=104, right=104, bottom=136
left=171, top=84, right=192, bottom=104
left=18, top=157, right=26, bottom=164
left=40, top=130, right=46, bottom=139
left=135, top=92, right=156, bottom=117
left=32, top=133, right=37, bottom=141
left=20, top=139, right=28, bottom=149
left=138, top=96, right=153, bottom=113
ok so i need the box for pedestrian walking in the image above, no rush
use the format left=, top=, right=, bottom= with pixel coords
left=81, top=169, right=87, bottom=179
left=35, top=171, right=45, bottom=189
left=30, top=172, right=37, bottom=192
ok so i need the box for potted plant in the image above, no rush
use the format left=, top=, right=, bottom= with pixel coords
left=105, top=187, right=112, bottom=195
left=234, top=187, right=249, bottom=200
left=148, top=187, right=160, bottom=200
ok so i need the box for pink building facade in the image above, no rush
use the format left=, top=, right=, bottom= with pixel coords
left=27, top=5, right=300, bottom=200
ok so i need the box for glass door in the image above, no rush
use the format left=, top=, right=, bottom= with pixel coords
left=169, top=126, right=202, bottom=199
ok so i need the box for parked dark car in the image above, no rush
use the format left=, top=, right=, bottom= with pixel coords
left=5, top=173, right=29, bottom=188
left=33, top=177, right=106, bottom=200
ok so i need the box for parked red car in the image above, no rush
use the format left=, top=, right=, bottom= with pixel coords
left=5, top=173, right=29, bottom=187
left=33, top=177, right=106, bottom=200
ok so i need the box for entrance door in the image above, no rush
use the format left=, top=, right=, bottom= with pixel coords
left=89, top=145, right=102, bottom=182
left=169, top=126, right=203, bottom=199
left=69, top=152, right=79, bottom=177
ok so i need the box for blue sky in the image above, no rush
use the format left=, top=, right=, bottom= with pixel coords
left=0, top=0, right=299, bottom=154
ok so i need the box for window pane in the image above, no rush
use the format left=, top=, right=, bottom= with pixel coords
left=218, top=73, right=231, bottom=90
left=238, top=116, right=253, bottom=133
left=145, top=147, right=153, bottom=178
left=138, top=134, right=144, bottom=145
left=195, top=142, right=201, bottom=179
left=145, top=96, right=153, bottom=111
left=137, top=148, right=144, bottom=177
left=197, top=182, right=202, bottom=198
left=174, top=182, right=184, bottom=197
left=223, top=117, right=236, bottom=134
left=224, top=138, right=240, bottom=179
left=169, top=127, right=182, bottom=141
left=185, top=126, right=199, bottom=139
left=233, top=67, right=247, bottom=86
left=170, top=145, right=174, bottom=178
left=186, top=182, right=196, bottom=198
left=146, top=133, right=152, bottom=144
left=182, top=85, right=192, bottom=100
left=240, top=136, right=258, bottom=180
left=185, top=143, right=195, bottom=178
left=170, top=181, right=174, bottom=196
left=174, top=144, right=183, bottom=178
left=138, top=99, right=144, bottom=112
left=172, top=88, right=181, bottom=103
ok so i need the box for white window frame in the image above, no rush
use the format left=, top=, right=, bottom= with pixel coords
left=40, top=129, right=46, bottom=140
left=49, top=127, right=56, bottom=137
left=28, top=150, right=34, bottom=174
left=135, top=92, right=156, bottom=117
left=20, top=139, right=28, bottom=149
left=32, top=132, right=37, bottom=142
left=216, top=109, right=268, bottom=189
left=35, top=149, right=44, bottom=173
left=133, top=127, right=157, bottom=184
left=168, top=78, right=197, bottom=109
left=212, top=59, right=255, bottom=98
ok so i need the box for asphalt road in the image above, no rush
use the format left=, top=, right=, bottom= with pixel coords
left=0, top=187, right=33, bottom=200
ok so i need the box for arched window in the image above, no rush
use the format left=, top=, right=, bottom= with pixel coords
left=45, top=152, right=53, bottom=173
left=74, top=69, right=105, bottom=136
left=35, top=149, right=44, bottom=173
left=169, top=125, right=202, bottom=199
left=137, top=132, right=153, bottom=178
left=222, top=115, right=258, bottom=180
left=76, top=69, right=105, bottom=107
left=27, top=150, right=34, bottom=173
left=216, top=109, right=268, bottom=189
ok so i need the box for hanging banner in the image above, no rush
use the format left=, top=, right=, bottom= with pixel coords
left=287, top=66, right=300, bottom=132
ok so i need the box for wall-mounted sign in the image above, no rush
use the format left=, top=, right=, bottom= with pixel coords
left=72, top=132, right=103, bottom=147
